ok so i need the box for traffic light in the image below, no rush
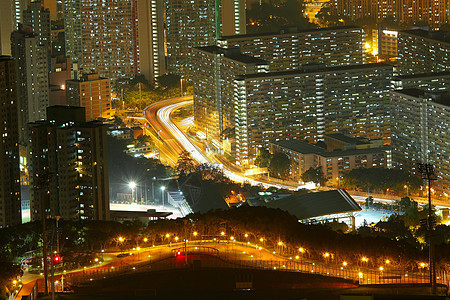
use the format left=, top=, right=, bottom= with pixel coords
left=53, top=254, right=61, bottom=264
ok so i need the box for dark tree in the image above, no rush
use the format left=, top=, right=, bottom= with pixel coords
left=301, top=167, right=327, bottom=186
left=268, top=152, right=290, bottom=179
left=255, top=148, right=272, bottom=168
left=157, top=74, right=181, bottom=89
left=176, top=150, right=196, bottom=175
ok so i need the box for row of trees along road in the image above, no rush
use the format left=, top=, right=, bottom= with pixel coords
left=255, top=149, right=291, bottom=179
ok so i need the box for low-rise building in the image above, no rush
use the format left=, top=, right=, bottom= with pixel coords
left=270, top=138, right=391, bottom=184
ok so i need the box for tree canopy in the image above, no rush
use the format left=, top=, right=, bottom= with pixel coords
left=301, top=167, right=326, bottom=186
left=269, top=152, right=291, bottom=179
left=341, top=168, right=422, bottom=195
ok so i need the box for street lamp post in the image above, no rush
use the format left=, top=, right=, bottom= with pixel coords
left=129, top=182, right=136, bottom=203
left=417, top=163, right=437, bottom=295
left=180, top=78, right=183, bottom=97
left=161, top=186, right=166, bottom=207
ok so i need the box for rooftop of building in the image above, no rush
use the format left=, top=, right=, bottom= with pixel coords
left=393, top=88, right=450, bottom=107
left=271, top=139, right=389, bottom=157
left=194, top=46, right=268, bottom=64
left=236, top=63, right=391, bottom=80
left=219, top=25, right=362, bottom=40
left=265, top=189, right=361, bottom=220
left=325, top=133, right=369, bottom=145
left=393, top=71, right=450, bottom=80
left=66, top=73, right=108, bottom=82
left=399, top=29, right=450, bottom=44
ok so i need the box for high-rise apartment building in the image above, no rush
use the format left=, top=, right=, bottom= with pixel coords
left=29, top=106, right=110, bottom=221
left=0, top=56, right=21, bottom=227
left=81, top=0, right=138, bottom=79
left=136, top=0, right=166, bottom=83
left=66, top=73, right=111, bottom=121
left=398, top=29, right=450, bottom=76
left=193, top=46, right=392, bottom=165
left=329, top=0, right=449, bottom=29
left=230, top=64, right=392, bottom=165
left=23, top=1, right=51, bottom=50
left=166, top=0, right=219, bottom=79
left=64, top=0, right=82, bottom=67
left=165, top=0, right=246, bottom=80
left=11, top=26, right=49, bottom=143
left=218, top=26, right=366, bottom=72
left=23, top=1, right=51, bottom=71
left=192, top=46, right=269, bottom=153
left=390, top=89, right=449, bottom=200
left=65, top=0, right=166, bottom=82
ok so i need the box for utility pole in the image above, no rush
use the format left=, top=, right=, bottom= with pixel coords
left=36, top=172, right=50, bottom=296
left=42, top=195, right=48, bottom=296
left=417, top=163, right=436, bottom=295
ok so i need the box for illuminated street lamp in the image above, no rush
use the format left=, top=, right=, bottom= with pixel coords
left=143, top=237, right=148, bottom=243
left=298, top=247, right=305, bottom=253
left=361, top=257, right=368, bottom=263
left=385, top=259, right=390, bottom=264
left=342, top=261, right=348, bottom=267
left=161, top=186, right=166, bottom=207
left=129, top=182, right=136, bottom=203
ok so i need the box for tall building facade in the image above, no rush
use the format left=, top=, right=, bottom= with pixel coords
left=64, top=0, right=82, bottom=66
left=30, top=106, right=110, bottom=221
left=166, top=0, right=220, bottom=79
left=23, top=1, right=51, bottom=50
left=136, top=0, right=166, bottom=83
left=398, top=30, right=450, bottom=76
left=390, top=89, right=449, bottom=200
left=193, top=46, right=392, bottom=165
left=329, top=0, right=449, bottom=29
left=0, top=56, right=21, bottom=227
left=218, top=26, right=366, bottom=72
left=23, top=1, right=51, bottom=71
left=192, top=46, right=269, bottom=153
left=81, top=0, right=138, bottom=79
left=11, top=27, right=49, bottom=143
left=230, top=64, right=392, bottom=165
left=66, top=73, right=111, bottom=121
left=65, top=0, right=167, bottom=82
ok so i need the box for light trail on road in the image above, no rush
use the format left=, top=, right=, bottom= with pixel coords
left=156, top=100, right=312, bottom=190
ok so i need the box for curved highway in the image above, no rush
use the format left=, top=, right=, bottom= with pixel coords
left=145, top=97, right=310, bottom=190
